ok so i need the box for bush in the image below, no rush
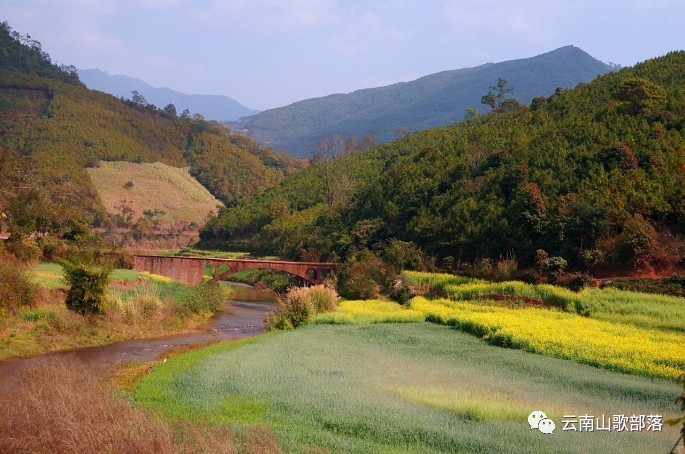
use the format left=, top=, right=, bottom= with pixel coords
left=542, top=256, right=567, bottom=280
left=4, top=236, right=41, bottom=261
left=178, top=281, right=226, bottom=314
left=269, top=285, right=338, bottom=330
left=106, top=285, right=163, bottom=321
left=565, top=273, right=593, bottom=293
left=382, top=239, right=424, bottom=273
left=61, top=259, right=112, bottom=315
left=337, top=250, right=390, bottom=299
left=617, top=214, right=658, bottom=266
left=0, top=252, right=35, bottom=316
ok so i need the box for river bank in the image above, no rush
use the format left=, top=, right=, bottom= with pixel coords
left=0, top=283, right=275, bottom=390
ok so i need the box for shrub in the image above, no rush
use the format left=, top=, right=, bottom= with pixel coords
left=61, top=259, right=111, bottom=315
left=178, top=281, right=226, bottom=314
left=0, top=252, right=35, bottom=316
left=382, top=239, right=424, bottom=273
left=106, top=284, right=163, bottom=321
left=542, top=256, right=567, bottom=280
left=269, top=285, right=338, bottom=330
left=617, top=214, right=658, bottom=266
left=4, top=236, right=41, bottom=261
left=337, top=250, right=386, bottom=299
left=565, top=273, right=593, bottom=293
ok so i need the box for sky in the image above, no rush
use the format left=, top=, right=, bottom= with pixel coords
left=4, top=0, right=685, bottom=111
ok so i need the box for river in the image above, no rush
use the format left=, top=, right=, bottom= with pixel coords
left=0, top=282, right=276, bottom=389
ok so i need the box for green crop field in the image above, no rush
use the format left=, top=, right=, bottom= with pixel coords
left=135, top=324, right=680, bottom=453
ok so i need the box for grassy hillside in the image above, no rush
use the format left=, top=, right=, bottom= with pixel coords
left=0, top=22, right=303, bottom=245
left=232, top=46, right=612, bottom=156
left=87, top=161, right=223, bottom=247
left=204, top=51, right=685, bottom=275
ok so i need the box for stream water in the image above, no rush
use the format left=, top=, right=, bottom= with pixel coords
left=0, top=282, right=276, bottom=389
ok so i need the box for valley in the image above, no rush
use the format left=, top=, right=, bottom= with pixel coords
left=1, top=16, right=684, bottom=454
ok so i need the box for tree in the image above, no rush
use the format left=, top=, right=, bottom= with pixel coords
left=131, top=90, right=147, bottom=106
left=61, top=258, right=111, bottom=315
left=614, top=77, right=666, bottom=117
left=163, top=103, right=177, bottom=118
left=481, top=78, right=515, bottom=113
left=314, top=133, right=346, bottom=211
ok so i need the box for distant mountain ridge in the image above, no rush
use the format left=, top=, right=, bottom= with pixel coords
left=78, top=68, right=258, bottom=121
left=231, top=46, right=613, bottom=157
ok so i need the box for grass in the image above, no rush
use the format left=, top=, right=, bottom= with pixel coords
left=402, top=270, right=478, bottom=291
left=0, top=263, right=231, bottom=359
left=0, top=356, right=278, bottom=453
left=404, top=272, right=685, bottom=331
left=86, top=161, right=223, bottom=228
left=315, top=300, right=424, bottom=324
left=410, top=297, right=684, bottom=380
left=135, top=323, right=680, bottom=453
left=577, top=287, right=685, bottom=333
left=314, top=295, right=684, bottom=379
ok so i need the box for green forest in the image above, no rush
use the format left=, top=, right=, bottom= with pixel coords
left=0, top=21, right=303, bottom=246
left=203, top=51, right=685, bottom=276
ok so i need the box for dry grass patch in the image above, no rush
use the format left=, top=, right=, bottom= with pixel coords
left=0, top=357, right=280, bottom=453
left=0, top=357, right=177, bottom=453
left=87, top=161, right=223, bottom=228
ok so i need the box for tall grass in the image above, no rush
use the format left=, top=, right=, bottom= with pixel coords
left=0, top=357, right=278, bottom=453
left=0, top=357, right=176, bottom=453
left=268, top=285, right=338, bottom=329
left=1, top=264, right=231, bottom=359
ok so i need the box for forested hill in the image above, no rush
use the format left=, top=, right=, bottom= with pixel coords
left=0, top=22, right=303, bottom=239
left=230, top=46, right=613, bottom=157
left=203, top=51, right=685, bottom=275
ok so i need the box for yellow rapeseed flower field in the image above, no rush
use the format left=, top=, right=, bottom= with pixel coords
left=410, top=297, right=684, bottom=379
left=315, top=300, right=425, bottom=325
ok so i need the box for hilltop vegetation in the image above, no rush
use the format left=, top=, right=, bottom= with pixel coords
left=0, top=22, right=303, bottom=249
left=204, top=51, right=685, bottom=276
left=232, top=46, right=612, bottom=156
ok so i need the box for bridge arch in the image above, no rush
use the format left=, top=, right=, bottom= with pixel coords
left=210, top=259, right=336, bottom=285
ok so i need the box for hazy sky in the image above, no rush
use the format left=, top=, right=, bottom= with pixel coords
left=4, top=0, right=685, bottom=110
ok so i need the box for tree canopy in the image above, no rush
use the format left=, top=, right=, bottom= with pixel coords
left=203, top=51, right=685, bottom=274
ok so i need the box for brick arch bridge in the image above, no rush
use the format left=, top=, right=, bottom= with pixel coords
left=132, top=254, right=339, bottom=286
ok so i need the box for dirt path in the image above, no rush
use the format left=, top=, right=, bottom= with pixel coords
left=0, top=293, right=275, bottom=390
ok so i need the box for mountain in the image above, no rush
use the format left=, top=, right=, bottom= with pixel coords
left=78, top=68, right=258, bottom=121
left=0, top=22, right=303, bottom=247
left=231, top=46, right=613, bottom=157
left=204, top=50, right=685, bottom=275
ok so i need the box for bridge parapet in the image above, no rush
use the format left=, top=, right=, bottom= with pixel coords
left=132, top=254, right=339, bottom=286
left=132, top=255, right=205, bottom=286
